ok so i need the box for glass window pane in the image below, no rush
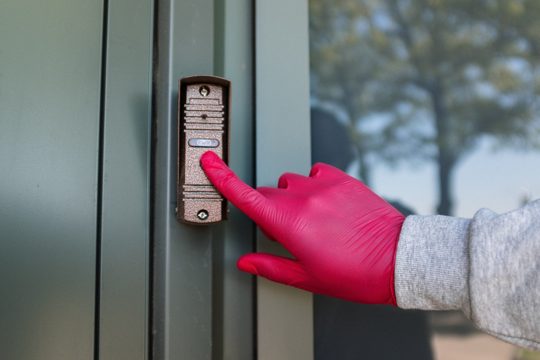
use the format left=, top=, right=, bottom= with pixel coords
left=309, top=0, right=540, bottom=359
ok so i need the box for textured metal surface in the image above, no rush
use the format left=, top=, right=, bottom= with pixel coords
left=0, top=0, right=103, bottom=358
left=177, top=76, right=230, bottom=225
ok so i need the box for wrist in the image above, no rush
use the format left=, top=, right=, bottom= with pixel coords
left=389, top=215, right=406, bottom=306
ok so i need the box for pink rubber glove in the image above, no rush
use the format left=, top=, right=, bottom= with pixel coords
left=200, top=151, right=405, bottom=305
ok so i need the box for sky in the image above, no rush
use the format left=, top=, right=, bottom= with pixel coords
left=351, top=141, right=540, bottom=218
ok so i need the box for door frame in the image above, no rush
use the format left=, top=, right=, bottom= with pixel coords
left=98, top=0, right=154, bottom=359
left=255, top=1, right=313, bottom=359
left=152, top=1, right=313, bottom=358
left=152, top=0, right=255, bottom=358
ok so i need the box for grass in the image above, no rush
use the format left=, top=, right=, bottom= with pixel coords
left=514, top=349, right=540, bottom=360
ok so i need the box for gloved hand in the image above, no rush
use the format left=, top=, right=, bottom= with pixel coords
left=200, top=151, right=405, bottom=305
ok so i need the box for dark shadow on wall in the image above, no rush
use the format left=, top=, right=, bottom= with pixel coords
left=311, top=106, right=433, bottom=360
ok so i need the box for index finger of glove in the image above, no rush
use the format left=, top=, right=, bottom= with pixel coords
left=200, top=151, right=270, bottom=223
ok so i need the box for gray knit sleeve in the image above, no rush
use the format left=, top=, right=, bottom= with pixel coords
left=394, top=200, right=540, bottom=350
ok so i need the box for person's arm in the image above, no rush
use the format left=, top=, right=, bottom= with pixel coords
left=395, top=200, right=540, bottom=350
left=200, top=152, right=540, bottom=349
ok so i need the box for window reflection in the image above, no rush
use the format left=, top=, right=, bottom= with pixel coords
left=309, top=0, right=540, bottom=359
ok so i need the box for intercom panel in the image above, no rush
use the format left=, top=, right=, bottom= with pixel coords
left=177, top=76, right=230, bottom=224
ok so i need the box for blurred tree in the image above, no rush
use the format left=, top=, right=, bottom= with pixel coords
left=310, top=0, right=540, bottom=214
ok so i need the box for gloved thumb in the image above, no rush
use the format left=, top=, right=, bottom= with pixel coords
left=237, top=253, right=313, bottom=291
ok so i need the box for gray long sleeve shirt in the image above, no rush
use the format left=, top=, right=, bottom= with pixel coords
left=394, top=199, right=540, bottom=350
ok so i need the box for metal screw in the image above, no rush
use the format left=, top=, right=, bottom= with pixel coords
left=197, top=210, right=209, bottom=220
left=199, top=85, right=210, bottom=97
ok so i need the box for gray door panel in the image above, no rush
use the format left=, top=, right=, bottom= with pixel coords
left=98, top=0, right=153, bottom=359
left=0, top=0, right=103, bottom=358
left=1, top=1, right=154, bottom=359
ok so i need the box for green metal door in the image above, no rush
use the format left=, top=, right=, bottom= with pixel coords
left=0, top=0, right=153, bottom=359
left=0, top=1, right=103, bottom=358
left=152, top=1, right=313, bottom=359
left=0, top=0, right=313, bottom=359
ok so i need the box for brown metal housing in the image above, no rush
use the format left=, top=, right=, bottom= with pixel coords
left=176, top=76, right=230, bottom=224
